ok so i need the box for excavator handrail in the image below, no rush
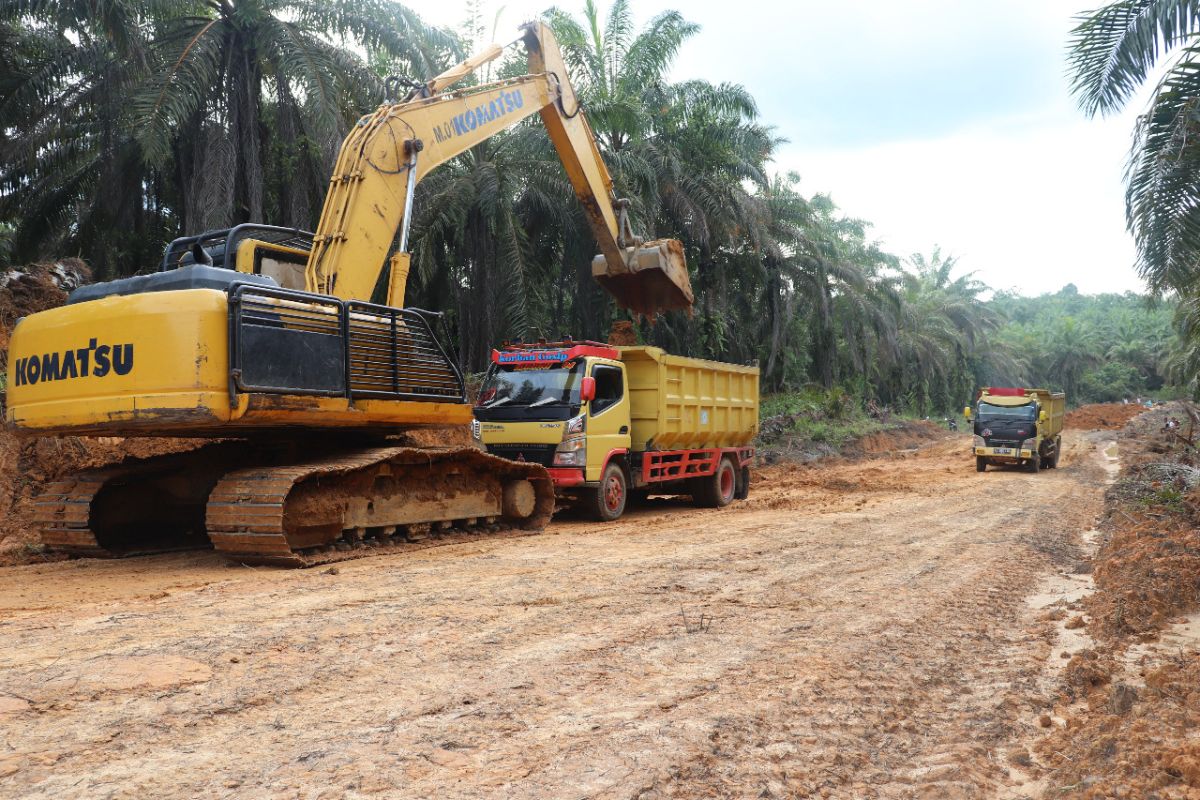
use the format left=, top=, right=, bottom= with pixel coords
left=226, top=282, right=466, bottom=405
left=162, top=224, right=314, bottom=272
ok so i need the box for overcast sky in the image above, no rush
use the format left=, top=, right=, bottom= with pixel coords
left=401, top=0, right=1148, bottom=296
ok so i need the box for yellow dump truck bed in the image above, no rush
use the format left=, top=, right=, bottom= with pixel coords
left=618, top=346, right=759, bottom=451
left=1029, top=389, right=1066, bottom=437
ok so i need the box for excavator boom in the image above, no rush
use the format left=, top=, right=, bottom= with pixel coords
left=307, top=22, right=693, bottom=318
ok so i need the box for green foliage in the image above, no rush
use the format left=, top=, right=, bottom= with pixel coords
left=0, top=221, right=14, bottom=266
left=1079, top=361, right=1144, bottom=402
left=0, top=0, right=1192, bottom=412
left=984, top=287, right=1174, bottom=403
left=759, top=388, right=890, bottom=447
left=1069, top=1, right=1200, bottom=295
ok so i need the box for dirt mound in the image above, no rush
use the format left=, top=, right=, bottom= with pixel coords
left=1033, top=402, right=1200, bottom=797
left=848, top=420, right=945, bottom=456
left=1065, top=402, right=1147, bottom=431
left=1083, top=404, right=1200, bottom=639
left=1037, top=653, right=1200, bottom=798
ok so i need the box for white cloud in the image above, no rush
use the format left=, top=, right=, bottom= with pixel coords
left=399, top=0, right=1150, bottom=295
left=780, top=109, right=1144, bottom=294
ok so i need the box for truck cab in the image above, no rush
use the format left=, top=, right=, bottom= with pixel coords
left=474, top=340, right=759, bottom=521
left=472, top=342, right=629, bottom=486
left=966, top=387, right=1064, bottom=473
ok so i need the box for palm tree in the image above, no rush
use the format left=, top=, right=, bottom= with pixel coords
left=1048, top=317, right=1103, bottom=399
left=0, top=0, right=173, bottom=276
left=890, top=250, right=1003, bottom=413
left=134, top=0, right=454, bottom=232
left=0, top=0, right=451, bottom=275
left=1068, top=1, right=1200, bottom=295
left=541, top=1, right=777, bottom=346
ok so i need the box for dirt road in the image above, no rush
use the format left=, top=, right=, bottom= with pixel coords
left=0, top=431, right=1113, bottom=799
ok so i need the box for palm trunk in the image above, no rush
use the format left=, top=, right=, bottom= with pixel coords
left=811, top=267, right=835, bottom=388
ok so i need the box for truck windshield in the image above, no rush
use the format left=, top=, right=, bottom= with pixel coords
left=978, top=402, right=1035, bottom=420
left=478, top=363, right=582, bottom=408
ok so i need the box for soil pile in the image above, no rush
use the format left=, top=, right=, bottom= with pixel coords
left=849, top=420, right=946, bottom=456
left=1065, top=402, right=1147, bottom=431
left=1035, top=403, right=1200, bottom=797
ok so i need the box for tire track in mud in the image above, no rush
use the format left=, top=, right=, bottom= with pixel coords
left=0, top=433, right=1111, bottom=799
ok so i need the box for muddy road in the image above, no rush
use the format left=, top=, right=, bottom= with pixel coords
left=0, top=431, right=1114, bottom=799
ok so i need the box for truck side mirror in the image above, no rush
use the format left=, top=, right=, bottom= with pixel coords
left=580, top=376, right=596, bottom=402
left=963, top=406, right=972, bottom=420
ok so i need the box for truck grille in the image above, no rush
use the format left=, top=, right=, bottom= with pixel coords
left=486, top=444, right=557, bottom=467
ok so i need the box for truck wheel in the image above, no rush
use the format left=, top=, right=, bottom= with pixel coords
left=694, top=458, right=737, bottom=508
left=734, top=466, right=751, bottom=500
left=585, top=462, right=627, bottom=521
left=976, top=457, right=987, bottom=473
left=1028, top=454, right=1040, bottom=474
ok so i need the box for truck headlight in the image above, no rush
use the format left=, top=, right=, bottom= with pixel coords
left=565, top=414, right=585, bottom=436
left=471, top=419, right=481, bottom=440
left=553, top=436, right=585, bottom=466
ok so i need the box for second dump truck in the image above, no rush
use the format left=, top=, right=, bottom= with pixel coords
left=965, top=387, right=1065, bottom=473
left=475, top=341, right=759, bottom=520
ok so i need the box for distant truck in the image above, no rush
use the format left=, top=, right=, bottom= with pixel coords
left=965, top=387, right=1065, bottom=473
left=474, top=341, right=759, bottom=520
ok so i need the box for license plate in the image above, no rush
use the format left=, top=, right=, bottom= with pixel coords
left=993, top=447, right=1012, bottom=455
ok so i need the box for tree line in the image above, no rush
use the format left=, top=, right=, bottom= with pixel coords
left=0, top=0, right=1183, bottom=410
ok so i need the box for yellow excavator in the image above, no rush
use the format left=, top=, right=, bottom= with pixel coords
left=3, top=23, right=694, bottom=566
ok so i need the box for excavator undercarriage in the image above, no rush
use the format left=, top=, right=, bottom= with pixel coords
left=35, top=441, right=554, bottom=567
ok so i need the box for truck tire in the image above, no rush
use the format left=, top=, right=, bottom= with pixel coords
left=693, top=457, right=737, bottom=508
left=976, top=456, right=987, bottom=472
left=734, top=466, right=751, bottom=500
left=585, top=461, right=627, bottom=521
left=1028, top=453, right=1040, bottom=474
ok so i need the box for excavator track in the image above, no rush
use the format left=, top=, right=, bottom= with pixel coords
left=206, top=446, right=555, bottom=566
left=35, top=444, right=554, bottom=567
left=34, top=444, right=252, bottom=558
left=36, top=472, right=118, bottom=558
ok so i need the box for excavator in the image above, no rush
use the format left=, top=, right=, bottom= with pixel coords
left=3, top=22, right=694, bottom=566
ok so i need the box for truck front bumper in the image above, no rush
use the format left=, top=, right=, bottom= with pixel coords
left=547, top=467, right=587, bottom=487
left=975, top=447, right=1034, bottom=459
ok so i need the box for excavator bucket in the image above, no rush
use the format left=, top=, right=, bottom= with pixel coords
left=591, top=238, right=694, bottom=318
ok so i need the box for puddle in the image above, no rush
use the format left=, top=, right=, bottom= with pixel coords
left=1101, top=440, right=1119, bottom=477
left=1009, top=438, right=1117, bottom=795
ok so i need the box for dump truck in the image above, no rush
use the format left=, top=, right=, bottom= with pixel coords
left=2, top=23, right=694, bottom=566
left=965, top=387, right=1065, bottom=473
left=474, top=341, right=759, bottom=520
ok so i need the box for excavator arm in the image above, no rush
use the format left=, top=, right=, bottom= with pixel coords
left=305, top=22, right=693, bottom=318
